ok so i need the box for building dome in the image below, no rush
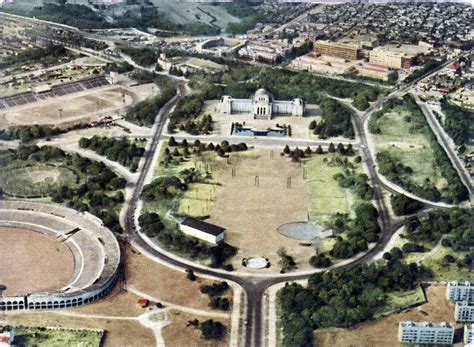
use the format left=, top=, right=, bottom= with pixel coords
left=255, top=88, right=269, bottom=96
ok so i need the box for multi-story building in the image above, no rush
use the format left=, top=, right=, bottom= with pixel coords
left=456, top=302, right=474, bottom=322
left=398, top=321, right=455, bottom=345
left=465, top=324, right=474, bottom=345
left=314, top=40, right=360, bottom=60
left=447, top=281, right=474, bottom=302
left=369, top=44, right=429, bottom=69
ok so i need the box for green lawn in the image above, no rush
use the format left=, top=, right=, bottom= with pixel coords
left=12, top=327, right=103, bottom=347
left=304, top=153, right=363, bottom=224
left=374, top=286, right=425, bottom=318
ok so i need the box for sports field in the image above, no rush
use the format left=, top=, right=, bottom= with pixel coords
left=0, top=227, right=74, bottom=296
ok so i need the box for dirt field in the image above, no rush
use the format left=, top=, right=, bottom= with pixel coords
left=2, top=312, right=155, bottom=347
left=315, top=284, right=461, bottom=347
left=0, top=227, right=74, bottom=296
left=207, top=148, right=315, bottom=272
left=124, top=246, right=232, bottom=310
left=0, top=83, right=154, bottom=127
left=162, top=310, right=229, bottom=347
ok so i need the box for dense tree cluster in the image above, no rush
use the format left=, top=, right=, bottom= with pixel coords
left=104, top=62, right=134, bottom=74
left=333, top=169, right=374, bottom=200
left=374, top=95, right=468, bottom=203
left=405, top=208, right=473, bottom=253
left=79, top=136, right=144, bottom=172
left=167, top=94, right=215, bottom=135
left=125, top=77, right=176, bottom=126
left=27, top=5, right=110, bottom=29
left=199, top=320, right=225, bottom=340
left=278, top=260, right=428, bottom=346
left=118, top=46, right=159, bottom=67
left=200, top=281, right=229, bottom=297
left=0, top=44, right=72, bottom=69
left=1, top=145, right=124, bottom=233
left=330, top=203, right=381, bottom=259
left=440, top=99, right=472, bottom=150
left=138, top=212, right=164, bottom=238
left=312, top=97, right=355, bottom=138
left=309, top=254, right=332, bottom=268
left=390, top=194, right=424, bottom=216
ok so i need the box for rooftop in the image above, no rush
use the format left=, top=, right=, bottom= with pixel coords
left=181, top=217, right=225, bottom=236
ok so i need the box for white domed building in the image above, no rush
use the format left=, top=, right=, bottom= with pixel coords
left=219, top=88, right=304, bottom=120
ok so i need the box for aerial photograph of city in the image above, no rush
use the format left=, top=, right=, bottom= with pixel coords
left=0, top=0, right=472, bottom=346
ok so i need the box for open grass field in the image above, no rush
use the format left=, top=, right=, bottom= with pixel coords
left=162, top=310, right=229, bottom=347
left=0, top=164, right=78, bottom=197
left=315, top=285, right=462, bottom=347
left=372, top=104, right=448, bottom=192
left=2, top=312, right=155, bottom=347
left=303, top=153, right=362, bottom=224
left=0, top=227, right=74, bottom=296
left=12, top=326, right=102, bottom=347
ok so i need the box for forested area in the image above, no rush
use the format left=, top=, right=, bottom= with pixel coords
left=278, top=259, right=429, bottom=346
left=0, top=44, right=72, bottom=69
left=125, top=76, right=176, bottom=126
left=79, top=136, right=145, bottom=172
left=404, top=59, right=445, bottom=83
left=1, top=145, right=125, bottom=233
left=374, top=95, right=468, bottom=203
left=312, top=97, right=355, bottom=138
left=0, top=124, right=89, bottom=142
left=440, top=99, right=473, bottom=150
left=117, top=46, right=159, bottom=67
left=390, top=194, right=424, bottom=216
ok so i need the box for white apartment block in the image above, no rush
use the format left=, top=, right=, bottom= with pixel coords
left=398, top=321, right=454, bottom=345
left=455, top=302, right=474, bottom=322
left=447, top=281, right=474, bottom=302
left=370, top=48, right=406, bottom=69
left=465, top=324, right=474, bottom=345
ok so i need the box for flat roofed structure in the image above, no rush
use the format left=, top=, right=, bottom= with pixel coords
left=180, top=217, right=225, bottom=245
left=398, top=321, right=455, bottom=345
left=447, top=281, right=474, bottom=302
left=455, top=302, right=474, bottom=322
left=465, top=324, right=474, bottom=345
left=315, top=40, right=360, bottom=60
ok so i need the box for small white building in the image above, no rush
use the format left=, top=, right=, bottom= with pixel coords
left=456, top=302, right=474, bottom=322
left=447, top=281, right=474, bottom=302
left=180, top=217, right=225, bottom=245
left=398, top=321, right=455, bottom=345
left=219, top=88, right=304, bottom=120
left=465, top=324, right=474, bottom=345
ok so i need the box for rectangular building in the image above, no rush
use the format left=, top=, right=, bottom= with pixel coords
left=447, top=281, right=474, bottom=302
left=465, top=324, right=474, bottom=345
left=398, top=321, right=454, bottom=345
left=315, top=40, right=360, bottom=60
left=456, top=302, right=474, bottom=322
left=180, top=217, right=225, bottom=245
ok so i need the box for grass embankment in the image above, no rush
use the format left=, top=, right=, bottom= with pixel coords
left=12, top=327, right=103, bottom=347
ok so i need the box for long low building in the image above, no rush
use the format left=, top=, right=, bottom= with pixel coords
left=180, top=217, right=225, bottom=245
left=398, top=321, right=455, bottom=345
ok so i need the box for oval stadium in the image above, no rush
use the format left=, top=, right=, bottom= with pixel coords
left=0, top=200, right=121, bottom=311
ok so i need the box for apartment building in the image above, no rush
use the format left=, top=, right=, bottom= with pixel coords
left=314, top=40, right=360, bottom=60
left=455, top=302, right=474, bottom=322
left=398, top=321, right=454, bottom=345
left=447, top=281, right=474, bottom=302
